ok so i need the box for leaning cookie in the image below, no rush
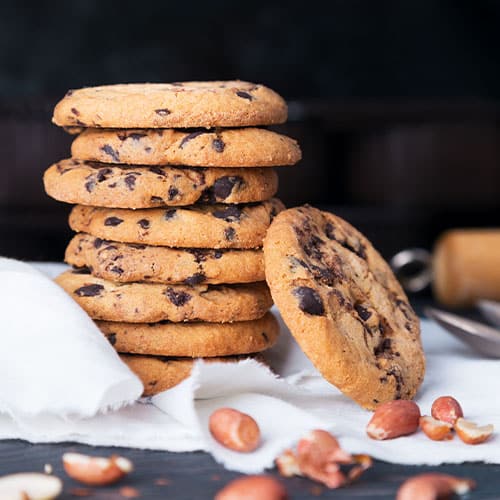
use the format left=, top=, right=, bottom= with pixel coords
left=53, top=81, right=287, bottom=129
left=98, top=312, right=279, bottom=357
left=263, top=205, right=425, bottom=410
left=65, top=233, right=265, bottom=285
left=71, top=127, right=301, bottom=167
left=121, top=354, right=260, bottom=396
left=55, top=269, right=272, bottom=323
left=44, top=159, right=278, bottom=208
left=69, top=199, right=285, bottom=249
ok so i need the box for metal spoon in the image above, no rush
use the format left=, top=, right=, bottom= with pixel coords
left=477, top=299, right=500, bottom=329
left=424, top=307, right=500, bottom=358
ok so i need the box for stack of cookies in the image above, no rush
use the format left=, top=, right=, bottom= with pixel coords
left=44, top=81, right=301, bottom=395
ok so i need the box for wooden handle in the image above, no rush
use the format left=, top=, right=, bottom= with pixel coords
left=433, top=229, right=500, bottom=307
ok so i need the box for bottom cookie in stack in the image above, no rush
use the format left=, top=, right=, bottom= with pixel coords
left=103, top=312, right=279, bottom=396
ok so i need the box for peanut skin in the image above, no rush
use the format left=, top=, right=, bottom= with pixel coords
left=215, top=475, right=287, bottom=500
left=209, top=408, right=261, bottom=453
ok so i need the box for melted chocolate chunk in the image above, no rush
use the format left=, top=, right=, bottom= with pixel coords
left=168, top=186, right=179, bottom=200
left=164, top=209, right=177, bottom=220
left=293, top=286, right=325, bottom=316
left=155, top=108, right=171, bottom=116
left=104, top=217, right=123, bottom=226
left=137, top=219, right=150, bottom=229
left=214, top=250, right=223, bottom=259
left=111, top=266, right=124, bottom=275
left=374, top=338, right=392, bottom=357
left=165, top=288, right=192, bottom=306
left=93, top=238, right=104, bottom=249
left=212, top=205, right=242, bottom=222
left=118, top=131, right=147, bottom=141
left=100, top=144, right=120, bottom=162
left=150, top=196, right=164, bottom=204
left=224, top=227, right=236, bottom=241
left=212, top=176, right=242, bottom=199
left=308, top=263, right=339, bottom=287
left=184, top=272, right=206, bottom=286
left=179, top=130, right=207, bottom=149
left=355, top=304, right=372, bottom=321
left=71, top=107, right=80, bottom=116
left=107, top=333, right=116, bottom=346
left=124, top=174, right=136, bottom=190
left=74, top=284, right=104, bottom=297
left=85, top=179, right=95, bottom=193
left=212, top=138, right=225, bottom=153
left=97, top=168, right=113, bottom=182
left=387, top=368, right=404, bottom=399
left=149, top=166, right=166, bottom=177
left=187, top=249, right=210, bottom=263
left=236, top=91, right=253, bottom=100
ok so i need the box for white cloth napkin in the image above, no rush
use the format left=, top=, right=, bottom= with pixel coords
left=0, top=259, right=499, bottom=473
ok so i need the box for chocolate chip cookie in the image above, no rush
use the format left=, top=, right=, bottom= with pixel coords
left=71, top=127, right=301, bottom=167
left=121, top=354, right=257, bottom=396
left=44, top=159, right=278, bottom=208
left=55, top=269, right=272, bottom=323
left=98, top=312, right=278, bottom=357
left=263, top=206, right=425, bottom=410
left=53, top=81, right=287, bottom=129
left=69, top=199, right=284, bottom=249
left=65, top=233, right=265, bottom=285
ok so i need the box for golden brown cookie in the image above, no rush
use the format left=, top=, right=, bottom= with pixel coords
left=121, top=354, right=256, bottom=396
left=71, top=127, right=301, bottom=167
left=69, top=199, right=284, bottom=249
left=263, top=206, right=425, bottom=410
left=52, top=81, right=287, bottom=129
left=65, top=233, right=264, bottom=285
left=55, top=269, right=272, bottom=323
left=98, top=312, right=279, bottom=357
left=44, top=159, right=278, bottom=208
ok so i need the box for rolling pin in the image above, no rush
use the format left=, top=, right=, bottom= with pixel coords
left=391, top=229, right=500, bottom=308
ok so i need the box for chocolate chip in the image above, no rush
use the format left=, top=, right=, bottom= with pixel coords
left=93, top=238, right=103, bottom=249
left=145, top=147, right=152, bottom=153
left=74, top=284, right=104, bottom=297
left=212, top=176, right=242, bottom=200
left=71, top=107, right=80, bottom=115
left=184, top=272, right=206, bottom=286
left=236, top=91, right=253, bottom=100
left=187, top=249, right=209, bottom=263
left=293, top=286, right=325, bottom=316
left=97, top=168, right=113, bottom=182
left=71, top=266, right=91, bottom=274
left=168, top=186, right=179, bottom=200
left=165, top=288, right=192, bottom=306
left=355, top=304, right=372, bottom=321
left=107, top=333, right=116, bottom=345
left=214, top=250, right=223, bottom=259
left=179, top=130, right=207, bottom=149
left=118, top=131, right=147, bottom=141
left=374, top=338, right=392, bottom=357
left=100, top=144, right=120, bottom=162
left=164, top=209, right=177, bottom=220
left=149, top=166, right=166, bottom=176
left=212, top=138, right=225, bottom=153
left=212, top=205, right=242, bottom=222
left=104, top=217, right=123, bottom=226
left=85, top=179, right=95, bottom=193
left=137, top=219, right=150, bottom=229
left=111, top=266, right=124, bottom=275
left=124, top=174, right=136, bottom=191
left=224, top=227, right=236, bottom=241
left=108, top=182, right=117, bottom=188
left=150, top=196, right=164, bottom=204
left=155, top=108, right=171, bottom=116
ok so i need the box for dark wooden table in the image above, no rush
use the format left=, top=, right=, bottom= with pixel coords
left=2, top=302, right=499, bottom=499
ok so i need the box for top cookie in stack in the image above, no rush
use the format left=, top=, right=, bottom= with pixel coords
left=45, top=81, right=301, bottom=395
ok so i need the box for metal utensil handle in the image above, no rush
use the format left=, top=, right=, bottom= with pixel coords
left=390, top=248, right=433, bottom=293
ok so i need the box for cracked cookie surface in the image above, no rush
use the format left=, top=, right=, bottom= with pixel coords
left=69, top=198, right=284, bottom=249
left=263, top=205, right=425, bottom=410
left=65, top=233, right=264, bottom=284
left=53, top=81, right=287, bottom=129
left=71, top=127, right=301, bottom=167
left=44, top=159, right=278, bottom=208
left=98, top=312, right=279, bottom=357
left=55, top=269, right=272, bottom=323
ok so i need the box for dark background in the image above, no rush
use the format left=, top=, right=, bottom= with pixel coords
left=1, top=0, right=499, bottom=260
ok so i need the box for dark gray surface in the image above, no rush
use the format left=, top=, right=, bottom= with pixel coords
left=1, top=439, right=500, bottom=499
